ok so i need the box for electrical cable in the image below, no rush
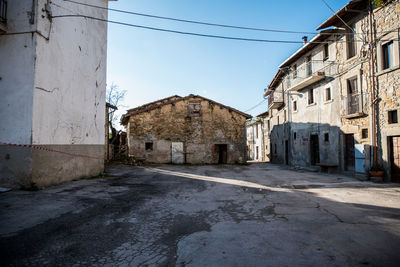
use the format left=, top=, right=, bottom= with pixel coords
left=51, top=13, right=384, bottom=44
left=244, top=99, right=267, bottom=113
left=61, top=0, right=364, bottom=36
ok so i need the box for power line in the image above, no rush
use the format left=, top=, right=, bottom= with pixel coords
left=320, top=0, right=356, bottom=34
left=51, top=13, right=379, bottom=44
left=61, top=0, right=361, bottom=36
left=51, top=14, right=307, bottom=44
left=244, top=99, right=267, bottom=113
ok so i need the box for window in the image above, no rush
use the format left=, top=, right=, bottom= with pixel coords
left=255, top=125, right=258, bottom=138
left=362, top=129, right=368, bottom=139
left=308, top=89, right=314, bottom=105
left=306, top=55, right=312, bottom=76
left=323, top=43, right=329, bottom=61
left=256, top=146, right=259, bottom=159
left=277, top=116, right=280, bottom=125
left=145, top=142, right=153, bottom=151
left=347, top=77, right=358, bottom=94
left=293, top=101, right=297, bottom=111
left=324, top=133, right=329, bottom=142
left=382, top=41, right=393, bottom=70
left=347, top=24, right=356, bottom=59
left=188, top=101, right=201, bottom=116
left=284, top=110, right=287, bottom=122
left=293, top=64, right=297, bottom=79
left=325, top=88, right=331, bottom=101
left=267, top=120, right=270, bottom=132
left=294, top=132, right=297, bottom=140
left=388, top=110, right=398, bottom=124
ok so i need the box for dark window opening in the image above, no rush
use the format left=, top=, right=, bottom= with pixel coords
left=324, top=133, right=329, bottom=142
left=389, top=110, right=398, bottom=124
left=293, top=64, right=297, bottom=79
left=323, top=43, right=329, bottom=61
left=284, top=110, right=287, bottom=122
left=326, top=88, right=331, bottom=101
left=293, top=101, right=297, bottom=111
left=274, top=144, right=277, bottom=154
left=277, top=116, right=280, bottom=125
left=347, top=24, right=356, bottom=59
left=306, top=55, right=312, bottom=76
left=308, top=89, right=314, bottom=105
left=382, top=41, right=393, bottom=70
left=145, top=142, right=153, bottom=151
left=294, top=132, right=297, bottom=140
left=362, top=129, right=368, bottom=139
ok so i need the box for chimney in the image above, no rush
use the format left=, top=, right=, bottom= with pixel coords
left=302, top=36, right=308, bottom=44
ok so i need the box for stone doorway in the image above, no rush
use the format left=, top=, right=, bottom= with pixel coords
left=215, top=144, right=227, bottom=164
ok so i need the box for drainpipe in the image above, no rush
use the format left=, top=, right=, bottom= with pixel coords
left=368, top=1, right=377, bottom=166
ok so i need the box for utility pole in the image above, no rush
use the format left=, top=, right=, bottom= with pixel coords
left=368, top=0, right=378, bottom=166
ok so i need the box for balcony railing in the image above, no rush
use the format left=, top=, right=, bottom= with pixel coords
left=0, top=0, right=7, bottom=24
left=341, top=93, right=368, bottom=118
left=284, top=61, right=337, bottom=91
left=268, top=90, right=284, bottom=109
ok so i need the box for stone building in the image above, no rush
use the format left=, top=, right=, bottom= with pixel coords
left=263, top=0, right=400, bottom=181
left=121, top=95, right=251, bottom=164
left=0, top=0, right=114, bottom=188
left=246, top=112, right=268, bottom=161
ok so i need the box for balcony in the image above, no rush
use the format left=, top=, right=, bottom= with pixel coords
left=0, top=0, right=7, bottom=33
left=341, top=93, right=368, bottom=119
left=284, top=61, right=337, bottom=92
left=268, top=90, right=284, bottom=109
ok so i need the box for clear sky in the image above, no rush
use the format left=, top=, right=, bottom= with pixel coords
left=107, top=0, right=350, bottom=122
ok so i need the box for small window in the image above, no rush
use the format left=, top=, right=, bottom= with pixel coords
left=293, top=64, right=297, bottom=79
left=382, top=41, right=393, bottom=70
left=347, top=24, right=356, bottom=59
left=284, top=110, right=287, bottom=122
left=324, top=133, right=329, bottom=142
left=308, top=89, right=314, bottom=105
left=306, top=55, right=312, bottom=76
left=347, top=77, right=358, bottom=94
left=256, top=146, right=259, bottom=159
left=277, top=116, right=280, bottom=125
left=267, top=120, right=270, bottom=132
left=362, top=129, right=368, bottom=139
left=326, top=88, right=331, bottom=101
left=323, top=43, right=329, bottom=61
left=256, top=125, right=258, bottom=138
left=388, top=110, right=398, bottom=124
left=293, top=101, right=297, bottom=111
left=294, top=132, right=297, bottom=140
left=145, top=142, right=153, bottom=151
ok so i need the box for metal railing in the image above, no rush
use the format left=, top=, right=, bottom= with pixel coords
left=283, top=60, right=337, bottom=90
left=341, top=93, right=369, bottom=117
left=0, top=0, right=6, bottom=24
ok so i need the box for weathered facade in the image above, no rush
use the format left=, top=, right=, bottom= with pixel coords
left=263, top=0, right=400, bottom=181
left=246, top=112, right=268, bottom=161
left=122, top=95, right=251, bottom=164
left=0, top=0, right=113, bottom=188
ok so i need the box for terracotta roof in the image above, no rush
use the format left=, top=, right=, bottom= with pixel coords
left=316, top=0, right=368, bottom=30
left=121, top=94, right=252, bottom=125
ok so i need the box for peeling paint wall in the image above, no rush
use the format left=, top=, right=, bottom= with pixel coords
left=0, top=0, right=109, bottom=187
left=127, top=96, right=248, bottom=164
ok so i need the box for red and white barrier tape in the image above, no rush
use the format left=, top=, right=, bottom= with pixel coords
left=0, top=141, right=103, bottom=160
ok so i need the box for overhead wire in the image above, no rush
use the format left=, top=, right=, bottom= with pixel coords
left=61, top=0, right=365, bottom=36
left=244, top=99, right=267, bottom=113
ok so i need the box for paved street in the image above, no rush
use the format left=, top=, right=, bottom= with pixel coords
left=1, top=163, right=400, bottom=266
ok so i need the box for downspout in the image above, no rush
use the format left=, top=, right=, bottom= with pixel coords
left=368, top=1, right=377, bottom=166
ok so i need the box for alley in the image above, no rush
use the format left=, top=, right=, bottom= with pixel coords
left=1, top=163, right=400, bottom=266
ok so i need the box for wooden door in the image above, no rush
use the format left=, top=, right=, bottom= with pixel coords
left=310, top=134, right=320, bottom=165
left=390, top=136, right=400, bottom=182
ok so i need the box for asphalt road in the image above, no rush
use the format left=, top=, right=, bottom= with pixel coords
left=1, top=163, right=400, bottom=266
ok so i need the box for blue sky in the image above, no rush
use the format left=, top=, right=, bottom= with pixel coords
left=107, top=0, right=349, bottom=120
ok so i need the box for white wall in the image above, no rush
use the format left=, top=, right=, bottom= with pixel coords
left=0, top=0, right=37, bottom=144
left=32, top=0, right=108, bottom=145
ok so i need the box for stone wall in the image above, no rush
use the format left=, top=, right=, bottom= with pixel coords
left=127, top=96, right=248, bottom=164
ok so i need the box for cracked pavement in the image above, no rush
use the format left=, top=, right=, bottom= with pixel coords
left=1, top=163, right=400, bottom=266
